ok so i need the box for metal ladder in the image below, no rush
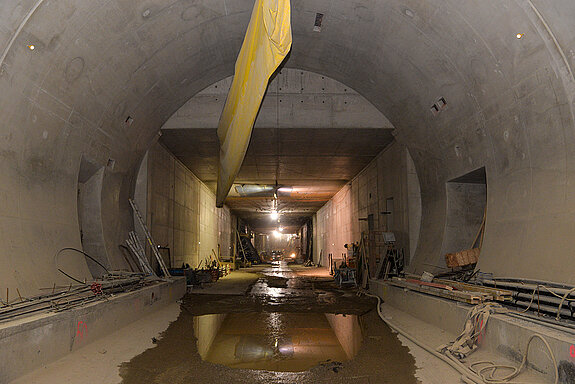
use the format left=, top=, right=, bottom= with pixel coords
left=126, top=231, right=154, bottom=276
left=129, top=199, right=171, bottom=278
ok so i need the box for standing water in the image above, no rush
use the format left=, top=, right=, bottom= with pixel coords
left=195, top=312, right=361, bottom=372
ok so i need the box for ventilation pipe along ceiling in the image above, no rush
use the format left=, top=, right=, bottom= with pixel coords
left=216, top=0, right=292, bottom=207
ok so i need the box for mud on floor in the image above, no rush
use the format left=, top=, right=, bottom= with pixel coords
left=119, top=266, right=420, bottom=384
left=120, top=310, right=419, bottom=384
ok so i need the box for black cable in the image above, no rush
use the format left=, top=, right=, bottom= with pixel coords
left=54, top=247, right=110, bottom=274
left=57, top=268, right=87, bottom=285
left=54, top=247, right=110, bottom=285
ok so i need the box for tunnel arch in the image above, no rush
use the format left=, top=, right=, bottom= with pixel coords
left=1, top=0, right=575, bottom=296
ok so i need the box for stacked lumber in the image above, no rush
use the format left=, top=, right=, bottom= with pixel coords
left=433, top=278, right=512, bottom=302
left=445, top=248, right=480, bottom=268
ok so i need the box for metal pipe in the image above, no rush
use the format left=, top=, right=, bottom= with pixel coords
left=483, top=280, right=575, bottom=296
left=512, top=291, right=573, bottom=307
left=486, top=278, right=575, bottom=291
left=507, top=298, right=572, bottom=318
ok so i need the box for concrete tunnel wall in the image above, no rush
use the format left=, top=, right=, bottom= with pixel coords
left=137, top=142, right=235, bottom=270
left=315, top=142, right=417, bottom=268
left=1, top=0, right=575, bottom=298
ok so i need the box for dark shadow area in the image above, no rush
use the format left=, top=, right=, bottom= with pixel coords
left=443, top=167, right=487, bottom=256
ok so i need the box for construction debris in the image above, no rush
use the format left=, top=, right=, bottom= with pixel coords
left=389, top=277, right=486, bottom=305
left=126, top=231, right=154, bottom=276
left=433, top=278, right=513, bottom=302
left=334, top=267, right=356, bottom=287
left=0, top=275, right=152, bottom=323
left=129, top=199, right=171, bottom=278
left=445, top=248, right=480, bottom=269
left=236, top=231, right=262, bottom=265
left=370, top=232, right=405, bottom=281
left=387, top=276, right=513, bottom=305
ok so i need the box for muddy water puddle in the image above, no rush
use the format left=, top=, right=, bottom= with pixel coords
left=120, top=264, right=418, bottom=384
left=120, top=308, right=419, bottom=384
left=195, top=312, right=361, bottom=372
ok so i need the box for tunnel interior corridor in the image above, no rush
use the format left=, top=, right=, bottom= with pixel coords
left=2, top=0, right=575, bottom=383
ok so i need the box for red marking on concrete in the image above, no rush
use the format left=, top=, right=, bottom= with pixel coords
left=570, top=344, right=575, bottom=358
left=76, top=321, right=87, bottom=343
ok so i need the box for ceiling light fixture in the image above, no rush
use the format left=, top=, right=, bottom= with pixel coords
left=273, top=230, right=281, bottom=238
left=278, top=227, right=284, bottom=232
left=270, top=210, right=278, bottom=220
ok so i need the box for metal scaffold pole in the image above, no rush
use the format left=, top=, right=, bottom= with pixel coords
left=129, top=198, right=171, bottom=278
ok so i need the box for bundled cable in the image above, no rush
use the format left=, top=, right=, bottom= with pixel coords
left=359, top=290, right=558, bottom=384
left=437, top=303, right=506, bottom=359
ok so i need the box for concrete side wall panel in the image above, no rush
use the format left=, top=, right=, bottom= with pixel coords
left=143, top=142, right=231, bottom=268
left=316, top=142, right=414, bottom=263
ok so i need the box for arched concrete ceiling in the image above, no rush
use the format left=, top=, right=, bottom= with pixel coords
left=160, top=68, right=394, bottom=232
left=1, top=0, right=575, bottom=294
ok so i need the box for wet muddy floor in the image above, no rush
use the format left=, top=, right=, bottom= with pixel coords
left=199, top=312, right=350, bottom=372
left=120, top=262, right=420, bottom=384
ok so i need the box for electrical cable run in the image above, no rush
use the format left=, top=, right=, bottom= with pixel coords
left=358, top=290, right=558, bottom=384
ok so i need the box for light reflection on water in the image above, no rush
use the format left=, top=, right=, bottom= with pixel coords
left=194, top=312, right=361, bottom=372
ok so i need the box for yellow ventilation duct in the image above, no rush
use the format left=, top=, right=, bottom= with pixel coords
left=216, top=0, right=292, bottom=207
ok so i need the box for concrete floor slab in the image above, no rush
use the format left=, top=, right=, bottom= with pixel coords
left=192, top=268, right=265, bottom=295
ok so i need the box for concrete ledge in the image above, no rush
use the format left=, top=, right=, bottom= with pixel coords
left=370, top=279, right=575, bottom=381
left=0, top=277, right=186, bottom=383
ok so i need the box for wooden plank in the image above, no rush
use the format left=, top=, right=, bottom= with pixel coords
left=374, top=256, right=386, bottom=279
left=405, top=278, right=455, bottom=291
left=433, top=278, right=513, bottom=302
left=389, top=278, right=486, bottom=305
left=445, top=248, right=480, bottom=268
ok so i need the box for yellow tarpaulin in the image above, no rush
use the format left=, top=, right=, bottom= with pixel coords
left=216, top=0, right=292, bottom=207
